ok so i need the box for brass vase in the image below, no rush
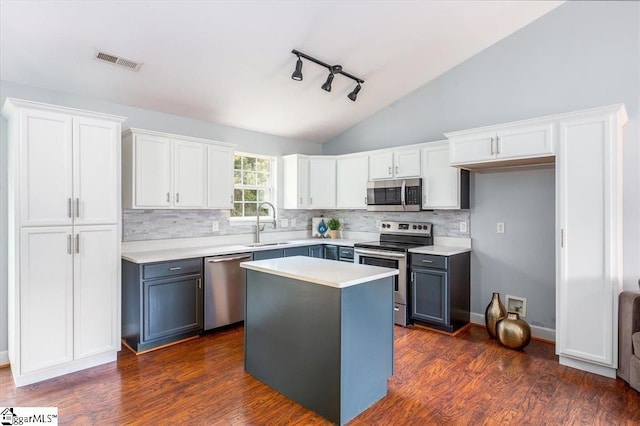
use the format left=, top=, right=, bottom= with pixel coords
left=496, top=312, right=531, bottom=350
left=485, top=292, right=506, bottom=338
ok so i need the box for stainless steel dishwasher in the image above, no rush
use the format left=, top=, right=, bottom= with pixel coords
left=204, top=253, right=253, bottom=330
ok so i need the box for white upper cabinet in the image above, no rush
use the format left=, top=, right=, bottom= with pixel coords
left=308, top=158, right=336, bottom=209
left=19, top=109, right=73, bottom=226
left=131, top=133, right=172, bottom=208
left=283, top=155, right=336, bottom=209
left=123, top=128, right=234, bottom=209
left=17, top=109, right=120, bottom=226
left=207, top=145, right=234, bottom=209
left=421, top=142, right=469, bottom=210
left=282, top=155, right=310, bottom=209
left=336, top=155, right=369, bottom=209
left=447, top=122, right=555, bottom=169
left=369, top=148, right=421, bottom=180
left=174, top=140, right=207, bottom=208
left=73, top=117, right=120, bottom=225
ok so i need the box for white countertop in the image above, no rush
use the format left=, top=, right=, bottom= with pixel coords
left=409, top=245, right=472, bottom=256
left=240, top=256, right=399, bottom=288
left=122, top=238, right=360, bottom=264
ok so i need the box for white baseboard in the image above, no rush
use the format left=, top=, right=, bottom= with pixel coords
left=470, top=312, right=556, bottom=342
left=0, top=350, right=9, bottom=366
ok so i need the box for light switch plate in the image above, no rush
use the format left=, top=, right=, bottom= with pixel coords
left=460, top=222, right=467, bottom=233
left=497, top=222, right=505, bottom=234
left=211, top=221, right=219, bottom=232
left=280, top=218, right=289, bottom=228
left=290, top=218, right=297, bottom=228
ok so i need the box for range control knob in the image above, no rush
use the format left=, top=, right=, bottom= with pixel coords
left=418, top=225, right=423, bottom=230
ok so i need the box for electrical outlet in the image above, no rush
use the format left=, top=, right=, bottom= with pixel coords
left=290, top=218, right=297, bottom=228
left=280, top=218, right=289, bottom=228
left=211, top=221, right=219, bottom=232
left=506, top=295, right=527, bottom=318
left=460, top=222, right=467, bottom=233
left=497, top=222, right=505, bottom=234
left=376, top=220, right=381, bottom=228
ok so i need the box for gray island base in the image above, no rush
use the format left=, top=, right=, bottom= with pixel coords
left=240, top=256, right=398, bottom=425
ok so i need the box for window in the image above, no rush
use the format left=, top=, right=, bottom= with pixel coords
left=232, top=153, right=275, bottom=218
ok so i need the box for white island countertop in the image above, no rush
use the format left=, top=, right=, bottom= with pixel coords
left=240, top=256, right=398, bottom=289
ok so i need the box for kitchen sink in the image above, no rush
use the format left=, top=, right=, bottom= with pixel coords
left=244, top=242, right=291, bottom=247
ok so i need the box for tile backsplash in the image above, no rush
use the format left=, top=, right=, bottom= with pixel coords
left=123, top=209, right=470, bottom=241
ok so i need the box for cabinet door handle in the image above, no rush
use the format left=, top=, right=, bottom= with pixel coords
left=68, top=198, right=72, bottom=218
left=496, top=136, right=501, bottom=154
left=560, top=228, right=564, bottom=248
left=395, top=166, right=399, bottom=175
left=166, top=192, right=170, bottom=203
left=310, top=197, right=313, bottom=205
left=230, top=195, right=233, bottom=204
left=490, top=137, right=495, bottom=155
left=411, top=272, right=415, bottom=282
left=67, top=234, right=72, bottom=254
left=169, top=266, right=182, bottom=271
left=421, top=259, right=433, bottom=263
left=75, top=198, right=80, bottom=218
left=197, top=278, right=202, bottom=290
left=75, top=234, right=79, bottom=254
left=300, top=197, right=303, bottom=205
left=388, top=166, right=392, bottom=175
left=176, top=193, right=180, bottom=203
left=394, top=307, right=400, bottom=312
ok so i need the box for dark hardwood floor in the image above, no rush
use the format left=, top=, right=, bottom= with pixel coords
left=1, top=325, right=638, bottom=425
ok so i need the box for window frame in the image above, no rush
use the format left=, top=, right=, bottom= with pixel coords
left=230, top=151, right=277, bottom=223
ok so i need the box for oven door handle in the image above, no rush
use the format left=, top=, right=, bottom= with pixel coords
left=354, top=248, right=407, bottom=259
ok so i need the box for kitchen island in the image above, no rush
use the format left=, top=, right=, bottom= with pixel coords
left=240, top=256, right=398, bottom=425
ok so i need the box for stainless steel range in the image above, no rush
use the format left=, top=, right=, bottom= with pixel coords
left=354, top=221, right=433, bottom=326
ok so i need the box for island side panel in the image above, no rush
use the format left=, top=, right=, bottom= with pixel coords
left=245, top=270, right=342, bottom=423
left=340, top=277, right=394, bottom=424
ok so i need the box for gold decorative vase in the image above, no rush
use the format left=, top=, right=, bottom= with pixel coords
left=485, top=292, right=506, bottom=338
left=496, top=312, right=531, bottom=350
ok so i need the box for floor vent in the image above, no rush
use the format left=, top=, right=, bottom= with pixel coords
left=94, top=50, right=142, bottom=72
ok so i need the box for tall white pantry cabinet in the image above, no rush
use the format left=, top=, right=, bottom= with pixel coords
left=2, top=98, right=126, bottom=387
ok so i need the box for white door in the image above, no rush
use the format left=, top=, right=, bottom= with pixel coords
left=336, top=155, right=369, bottom=209
left=73, top=117, right=120, bottom=225
left=174, top=140, right=206, bottom=208
left=134, top=134, right=172, bottom=207
left=20, top=109, right=73, bottom=226
left=20, top=227, right=73, bottom=374
left=74, top=225, right=119, bottom=359
left=422, top=144, right=460, bottom=209
left=557, top=115, right=614, bottom=367
left=394, top=148, right=421, bottom=178
left=448, top=131, right=495, bottom=165
left=308, top=158, right=336, bottom=209
left=207, top=146, right=234, bottom=209
left=369, top=152, right=394, bottom=180
left=497, top=123, right=555, bottom=160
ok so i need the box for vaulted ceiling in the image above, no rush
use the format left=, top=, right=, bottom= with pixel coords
left=0, top=1, right=563, bottom=143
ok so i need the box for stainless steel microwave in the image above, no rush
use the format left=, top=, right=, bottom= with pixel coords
left=366, top=178, right=422, bottom=212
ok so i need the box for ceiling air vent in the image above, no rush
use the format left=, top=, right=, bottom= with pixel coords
left=94, top=50, right=142, bottom=72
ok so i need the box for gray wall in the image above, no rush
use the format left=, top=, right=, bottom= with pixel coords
left=470, top=166, right=556, bottom=329
left=323, top=1, right=640, bottom=330
left=0, top=81, right=324, bottom=356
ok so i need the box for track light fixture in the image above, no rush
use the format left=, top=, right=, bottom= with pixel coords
left=347, top=83, right=361, bottom=102
left=291, top=54, right=303, bottom=81
left=291, top=49, right=365, bottom=101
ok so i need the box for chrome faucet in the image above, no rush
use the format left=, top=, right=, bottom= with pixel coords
left=256, top=201, right=277, bottom=243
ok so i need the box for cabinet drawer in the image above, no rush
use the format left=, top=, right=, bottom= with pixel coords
left=143, top=258, right=202, bottom=279
left=411, top=254, right=447, bottom=269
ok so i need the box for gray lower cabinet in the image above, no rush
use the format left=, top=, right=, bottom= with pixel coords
left=324, top=245, right=338, bottom=260
left=253, top=246, right=312, bottom=260
left=284, top=246, right=309, bottom=257
left=122, top=258, right=203, bottom=352
left=410, top=252, right=470, bottom=333
left=309, top=245, right=324, bottom=258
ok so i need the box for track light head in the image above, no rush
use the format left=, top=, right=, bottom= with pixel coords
left=321, top=73, right=334, bottom=92
left=291, top=56, right=303, bottom=81
left=348, top=83, right=362, bottom=102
